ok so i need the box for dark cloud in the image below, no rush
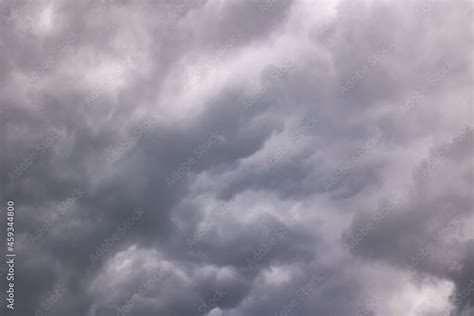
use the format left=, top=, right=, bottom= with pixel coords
left=0, top=0, right=472, bottom=315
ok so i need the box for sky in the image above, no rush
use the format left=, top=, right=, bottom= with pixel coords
left=0, top=0, right=473, bottom=315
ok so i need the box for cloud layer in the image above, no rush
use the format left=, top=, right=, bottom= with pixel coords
left=0, top=0, right=473, bottom=315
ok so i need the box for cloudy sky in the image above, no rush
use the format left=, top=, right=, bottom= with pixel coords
left=0, top=0, right=473, bottom=315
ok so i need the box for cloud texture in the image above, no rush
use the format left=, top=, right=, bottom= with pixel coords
left=0, top=0, right=473, bottom=315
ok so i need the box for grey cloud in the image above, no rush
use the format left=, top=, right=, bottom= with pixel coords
left=0, top=0, right=472, bottom=315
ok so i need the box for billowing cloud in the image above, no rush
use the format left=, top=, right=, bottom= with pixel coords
left=0, top=0, right=472, bottom=315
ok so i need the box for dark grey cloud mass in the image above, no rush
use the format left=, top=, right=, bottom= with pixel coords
left=0, top=0, right=473, bottom=315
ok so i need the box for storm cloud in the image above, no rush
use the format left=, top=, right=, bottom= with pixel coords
left=0, top=0, right=473, bottom=315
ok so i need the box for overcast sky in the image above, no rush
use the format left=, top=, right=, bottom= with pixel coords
left=0, top=0, right=473, bottom=315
